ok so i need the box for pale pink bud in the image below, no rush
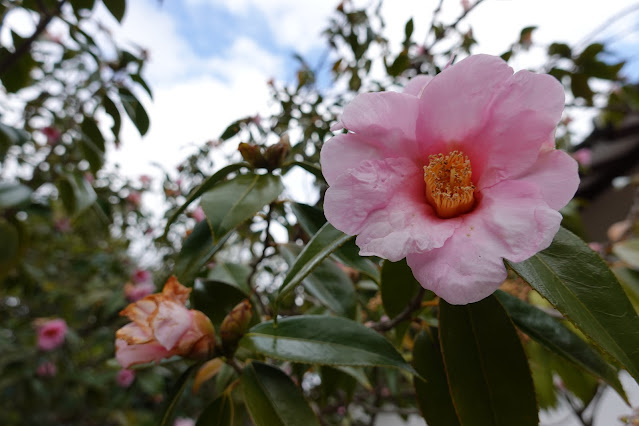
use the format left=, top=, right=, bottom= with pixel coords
left=36, top=319, right=67, bottom=351
left=191, top=206, right=206, bottom=223
left=115, top=276, right=216, bottom=368
left=116, top=369, right=135, bottom=388
left=461, top=0, right=471, bottom=11
left=127, top=191, right=142, bottom=207
left=571, top=148, right=592, bottom=167
left=132, top=269, right=152, bottom=284
left=124, top=281, right=156, bottom=302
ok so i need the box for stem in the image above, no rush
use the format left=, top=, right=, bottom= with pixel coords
left=371, top=287, right=426, bottom=331
left=0, top=0, right=66, bottom=76
left=246, top=203, right=274, bottom=317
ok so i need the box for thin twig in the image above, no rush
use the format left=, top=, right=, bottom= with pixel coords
left=246, top=203, right=275, bottom=317
left=371, top=287, right=426, bottom=331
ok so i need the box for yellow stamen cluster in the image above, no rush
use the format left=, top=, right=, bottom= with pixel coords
left=424, top=150, right=475, bottom=219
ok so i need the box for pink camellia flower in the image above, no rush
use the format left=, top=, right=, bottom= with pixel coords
left=116, top=369, right=136, bottom=388
left=190, top=206, right=206, bottom=223
left=124, top=281, right=156, bottom=302
left=571, top=148, right=592, bottom=167
left=115, top=276, right=216, bottom=368
left=36, top=361, right=57, bottom=377
left=321, top=54, right=579, bottom=304
left=36, top=318, right=68, bottom=351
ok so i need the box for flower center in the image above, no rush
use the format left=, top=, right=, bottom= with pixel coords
left=423, top=150, right=475, bottom=218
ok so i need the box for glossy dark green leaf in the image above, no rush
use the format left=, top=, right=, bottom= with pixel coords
left=439, top=296, right=538, bottom=426
left=495, top=290, right=625, bottom=400
left=164, top=163, right=246, bottom=234
left=192, top=279, right=250, bottom=329
left=174, top=220, right=230, bottom=283
left=519, top=26, right=537, bottom=44
left=508, top=227, right=639, bottom=382
left=0, top=182, right=32, bottom=209
left=81, top=116, right=105, bottom=152
left=70, top=0, right=95, bottom=11
left=614, top=267, right=639, bottom=312
left=80, top=137, right=104, bottom=174
left=220, top=118, right=248, bottom=141
left=208, top=262, right=252, bottom=294
left=159, top=365, right=197, bottom=426
left=105, top=0, right=126, bottom=22
left=277, top=222, right=353, bottom=301
left=413, top=330, right=461, bottom=426
left=571, top=73, right=594, bottom=103
left=240, top=316, right=417, bottom=375
left=196, top=393, right=234, bottom=426
left=119, top=87, right=149, bottom=136
left=0, top=46, right=35, bottom=93
left=289, top=202, right=379, bottom=282
left=381, top=259, right=421, bottom=320
left=241, top=362, right=320, bottom=426
left=201, top=173, right=283, bottom=242
left=280, top=244, right=356, bottom=318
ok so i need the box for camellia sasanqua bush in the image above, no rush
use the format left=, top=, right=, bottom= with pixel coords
left=3, top=0, right=639, bottom=425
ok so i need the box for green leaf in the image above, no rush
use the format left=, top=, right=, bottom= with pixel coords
left=280, top=244, right=356, bottom=318
left=208, top=262, right=252, bottom=294
left=159, top=365, right=197, bottom=426
left=132, top=73, right=153, bottom=100
left=174, top=219, right=230, bottom=283
left=276, top=222, right=353, bottom=301
left=413, top=329, right=461, bottom=426
left=613, top=239, right=639, bottom=269
left=196, top=392, right=234, bottom=426
left=201, top=173, right=283, bottom=242
left=283, top=161, right=324, bottom=181
left=220, top=118, right=249, bottom=141
left=0, top=219, right=20, bottom=281
left=0, top=46, right=35, bottom=93
left=103, top=94, right=121, bottom=142
left=576, top=43, right=605, bottom=64
left=508, top=227, right=639, bottom=382
left=240, top=316, right=417, bottom=375
left=548, top=43, right=572, bottom=58
left=119, top=87, right=149, bottom=136
left=439, top=296, right=538, bottom=426
left=105, top=0, right=126, bottom=22
left=519, top=26, right=536, bottom=43
left=192, top=279, right=252, bottom=330
left=381, top=259, right=422, bottom=320
left=614, top=267, right=639, bottom=312
left=0, top=182, right=32, bottom=209
left=289, top=202, right=379, bottom=282
left=241, top=362, right=320, bottom=426
left=164, top=163, right=246, bottom=234
left=58, top=173, right=97, bottom=217
left=571, top=73, right=594, bottom=103
left=495, top=290, right=626, bottom=400
left=526, top=341, right=558, bottom=410
left=81, top=116, right=106, bottom=152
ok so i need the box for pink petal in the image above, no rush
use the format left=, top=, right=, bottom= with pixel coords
left=407, top=179, right=561, bottom=304
left=403, top=75, right=433, bottom=97
left=416, top=55, right=514, bottom=158
left=324, top=158, right=458, bottom=261
left=116, top=339, right=172, bottom=369
left=116, top=322, right=152, bottom=344
left=515, top=149, right=579, bottom=210
left=321, top=133, right=384, bottom=186
left=151, top=301, right=192, bottom=350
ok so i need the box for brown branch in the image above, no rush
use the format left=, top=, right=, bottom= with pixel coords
left=371, top=287, right=426, bottom=332
left=0, top=0, right=66, bottom=77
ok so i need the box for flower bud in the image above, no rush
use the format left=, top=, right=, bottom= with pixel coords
left=238, top=142, right=268, bottom=168
left=220, top=299, right=252, bottom=355
left=264, top=136, right=290, bottom=170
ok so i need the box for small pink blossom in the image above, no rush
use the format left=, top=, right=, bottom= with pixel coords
left=321, top=55, right=579, bottom=304
left=36, top=318, right=68, bottom=351
left=461, top=0, right=471, bottom=11
left=125, top=281, right=156, bottom=302
left=132, top=269, right=152, bottom=284
left=116, top=369, right=136, bottom=388
left=36, top=361, right=57, bottom=377
left=140, top=175, right=152, bottom=186
left=571, top=148, right=592, bottom=167
left=127, top=191, right=142, bottom=207
left=115, top=277, right=215, bottom=368
left=173, top=418, right=195, bottom=426
left=42, top=127, right=61, bottom=145
left=190, top=206, right=206, bottom=222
